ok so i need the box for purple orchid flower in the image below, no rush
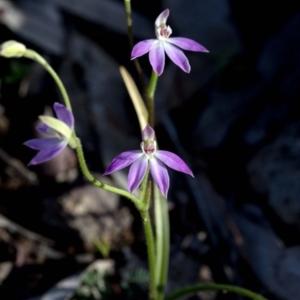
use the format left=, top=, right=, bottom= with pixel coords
left=103, top=125, right=194, bottom=197
left=24, top=103, right=76, bottom=165
left=131, top=9, right=209, bottom=75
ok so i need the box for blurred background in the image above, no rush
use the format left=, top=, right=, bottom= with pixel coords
left=1, top=0, right=300, bottom=299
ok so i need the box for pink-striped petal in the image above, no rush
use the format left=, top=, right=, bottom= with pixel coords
left=24, top=137, right=62, bottom=150
left=142, top=125, right=155, bottom=141
left=53, top=102, right=74, bottom=129
left=128, top=155, right=148, bottom=193
left=149, top=158, right=169, bottom=198
left=103, top=151, right=143, bottom=175
left=167, top=37, right=209, bottom=52
left=163, top=42, right=190, bottom=73
left=155, top=9, right=170, bottom=27
left=28, top=143, right=66, bottom=165
left=149, top=41, right=165, bottom=75
left=155, top=150, right=194, bottom=177
left=131, top=40, right=156, bottom=59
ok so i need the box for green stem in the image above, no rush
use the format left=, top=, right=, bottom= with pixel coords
left=140, top=167, right=150, bottom=207
left=23, top=50, right=72, bottom=110
left=139, top=167, right=156, bottom=299
left=165, top=283, right=268, bottom=300
left=123, top=0, right=148, bottom=98
left=147, top=71, right=159, bottom=127
left=24, top=47, right=158, bottom=300
left=154, top=186, right=169, bottom=300
left=75, top=139, right=142, bottom=210
left=123, top=0, right=134, bottom=49
left=147, top=71, right=166, bottom=299
left=141, top=209, right=156, bottom=300
left=23, top=49, right=142, bottom=211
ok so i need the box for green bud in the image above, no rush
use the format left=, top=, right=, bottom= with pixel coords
left=0, top=40, right=26, bottom=58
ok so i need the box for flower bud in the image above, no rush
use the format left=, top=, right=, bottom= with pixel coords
left=0, top=40, right=26, bottom=58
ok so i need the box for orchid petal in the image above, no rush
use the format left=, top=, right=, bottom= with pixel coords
left=128, top=155, right=148, bottom=193
left=142, top=125, right=155, bottom=141
left=103, top=151, right=143, bottom=175
left=24, top=137, right=62, bottom=150
left=53, top=102, right=74, bottom=129
left=155, top=9, right=170, bottom=27
left=168, top=37, right=209, bottom=52
left=149, top=41, right=165, bottom=75
left=36, top=123, right=55, bottom=135
left=155, top=150, right=194, bottom=177
left=149, top=158, right=169, bottom=198
left=163, top=42, right=190, bottom=73
left=131, top=40, right=155, bottom=59
left=24, top=102, right=74, bottom=166
left=28, top=142, right=66, bottom=165
left=39, top=116, right=72, bottom=139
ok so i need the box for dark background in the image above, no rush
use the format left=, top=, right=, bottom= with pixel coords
left=1, top=0, right=300, bottom=299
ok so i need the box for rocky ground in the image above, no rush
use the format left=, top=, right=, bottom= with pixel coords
left=1, top=0, right=300, bottom=299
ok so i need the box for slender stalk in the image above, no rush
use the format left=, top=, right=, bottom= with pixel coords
left=165, top=283, right=268, bottom=300
left=23, top=50, right=72, bottom=110
left=26, top=48, right=158, bottom=300
left=141, top=209, right=156, bottom=300
left=147, top=70, right=165, bottom=299
left=75, top=139, right=142, bottom=210
left=123, top=0, right=148, bottom=97
left=154, top=186, right=169, bottom=300
left=147, top=71, right=159, bottom=127
left=140, top=167, right=150, bottom=207
left=123, top=0, right=134, bottom=49
left=23, top=49, right=142, bottom=210
left=142, top=179, right=152, bottom=211
left=139, top=167, right=156, bottom=299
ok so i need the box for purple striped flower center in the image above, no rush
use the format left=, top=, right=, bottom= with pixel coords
left=141, top=140, right=156, bottom=156
left=158, top=25, right=172, bottom=39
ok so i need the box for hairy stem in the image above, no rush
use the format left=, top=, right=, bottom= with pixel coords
left=140, top=167, right=150, bottom=207
left=139, top=167, right=156, bottom=299
left=24, top=50, right=72, bottom=111
left=23, top=50, right=142, bottom=210
left=75, top=138, right=142, bottom=210
left=141, top=209, right=156, bottom=300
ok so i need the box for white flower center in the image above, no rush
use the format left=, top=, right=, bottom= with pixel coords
left=141, top=140, right=156, bottom=157
left=156, top=24, right=172, bottom=40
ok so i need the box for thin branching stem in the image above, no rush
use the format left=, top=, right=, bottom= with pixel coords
left=165, top=283, right=268, bottom=300
left=23, top=50, right=142, bottom=211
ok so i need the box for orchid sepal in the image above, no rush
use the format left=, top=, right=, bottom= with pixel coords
left=131, top=9, right=209, bottom=75
left=104, top=125, right=193, bottom=198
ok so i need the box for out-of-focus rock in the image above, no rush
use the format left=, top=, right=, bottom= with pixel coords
left=167, top=247, right=207, bottom=296
left=59, top=32, right=141, bottom=167
left=43, top=175, right=133, bottom=251
left=248, top=122, right=300, bottom=228
left=258, top=13, right=300, bottom=83
left=163, top=0, right=241, bottom=99
left=0, top=0, right=65, bottom=55
left=235, top=205, right=300, bottom=300
left=37, top=260, right=115, bottom=300
left=194, top=85, right=263, bottom=149
left=49, top=0, right=153, bottom=38
left=243, top=13, right=300, bottom=146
